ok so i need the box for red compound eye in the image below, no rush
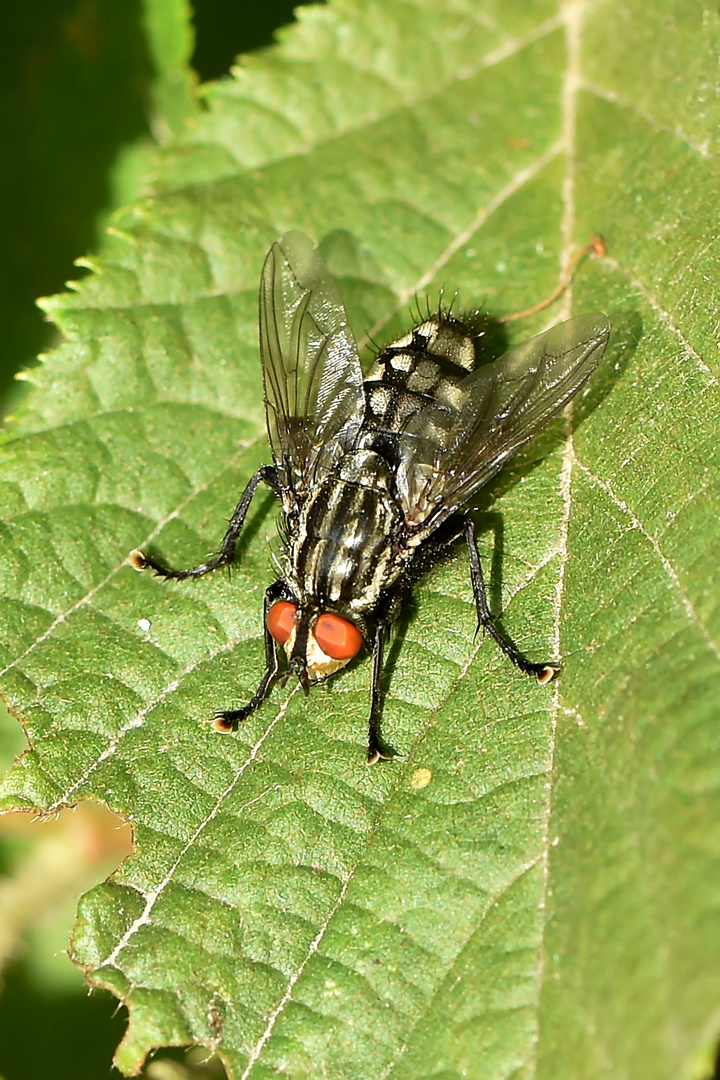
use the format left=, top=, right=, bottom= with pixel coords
left=267, top=601, right=297, bottom=645
left=314, top=613, right=362, bottom=661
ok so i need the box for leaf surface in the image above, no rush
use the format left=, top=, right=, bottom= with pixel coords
left=1, top=1, right=719, bottom=1077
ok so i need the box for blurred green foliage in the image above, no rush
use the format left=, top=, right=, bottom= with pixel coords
left=0, top=4, right=298, bottom=1077
left=0, top=0, right=300, bottom=415
left=0, top=0, right=152, bottom=411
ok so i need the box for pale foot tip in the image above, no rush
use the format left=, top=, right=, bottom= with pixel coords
left=129, top=548, right=148, bottom=571
left=537, top=665, right=557, bottom=685
left=212, top=714, right=235, bottom=734
left=366, top=740, right=395, bottom=765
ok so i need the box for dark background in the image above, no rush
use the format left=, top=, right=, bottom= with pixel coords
left=0, top=0, right=302, bottom=417
left=0, top=4, right=300, bottom=1077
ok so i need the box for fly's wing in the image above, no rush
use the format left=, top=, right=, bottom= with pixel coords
left=397, top=313, right=611, bottom=532
left=259, top=231, right=364, bottom=503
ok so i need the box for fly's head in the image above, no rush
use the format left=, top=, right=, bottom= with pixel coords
left=267, top=597, right=365, bottom=688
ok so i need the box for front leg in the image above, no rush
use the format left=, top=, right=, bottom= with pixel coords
left=130, top=465, right=280, bottom=580
left=213, top=579, right=289, bottom=732
left=367, top=618, right=394, bottom=764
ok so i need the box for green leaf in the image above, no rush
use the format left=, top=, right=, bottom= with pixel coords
left=1, top=1, right=719, bottom=1078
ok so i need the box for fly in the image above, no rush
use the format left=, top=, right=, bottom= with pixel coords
left=131, top=231, right=610, bottom=763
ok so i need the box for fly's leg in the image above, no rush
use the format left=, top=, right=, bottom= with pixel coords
left=367, top=619, right=394, bottom=764
left=130, top=465, right=280, bottom=579
left=464, top=516, right=556, bottom=683
left=213, top=580, right=288, bottom=732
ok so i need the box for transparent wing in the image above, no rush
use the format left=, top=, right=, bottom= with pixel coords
left=259, top=231, right=364, bottom=501
left=397, top=313, right=611, bottom=531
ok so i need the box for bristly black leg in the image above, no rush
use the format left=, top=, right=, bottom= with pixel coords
left=130, top=465, right=280, bottom=580
left=213, top=579, right=289, bottom=732
left=463, top=516, right=556, bottom=684
left=367, top=619, right=394, bottom=764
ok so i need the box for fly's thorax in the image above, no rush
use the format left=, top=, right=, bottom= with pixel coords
left=291, top=449, right=404, bottom=612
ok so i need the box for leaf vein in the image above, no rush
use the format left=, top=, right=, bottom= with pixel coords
left=600, top=252, right=716, bottom=380
left=359, top=141, right=564, bottom=351
left=378, top=852, right=544, bottom=1079
left=580, top=78, right=712, bottom=157
left=213, top=13, right=564, bottom=176
left=96, top=686, right=299, bottom=970
left=575, top=459, right=720, bottom=663
left=0, top=442, right=254, bottom=689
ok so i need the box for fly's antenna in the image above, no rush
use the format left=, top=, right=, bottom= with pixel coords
left=499, top=236, right=606, bottom=324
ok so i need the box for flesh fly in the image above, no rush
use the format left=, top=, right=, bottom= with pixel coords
left=132, top=232, right=609, bottom=762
